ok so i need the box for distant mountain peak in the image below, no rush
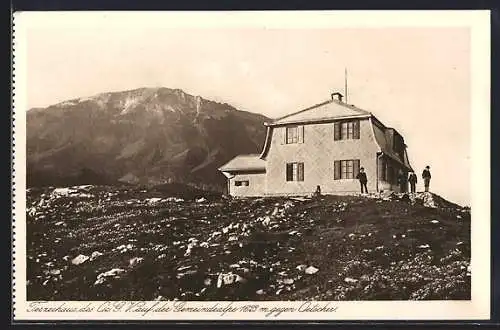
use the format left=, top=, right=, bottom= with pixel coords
left=27, top=87, right=270, bottom=189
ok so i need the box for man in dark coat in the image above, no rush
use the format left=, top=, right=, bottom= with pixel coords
left=408, top=171, right=418, bottom=193
left=356, top=167, right=368, bottom=194
left=422, top=166, right=431, bottom=192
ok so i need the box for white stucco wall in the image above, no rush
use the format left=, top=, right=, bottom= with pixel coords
left=228, top=172, right=266, bottom=197
left=264, top=118, right=380, bottom=196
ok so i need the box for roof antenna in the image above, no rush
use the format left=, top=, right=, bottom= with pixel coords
left=344, top=67, right=348, bottom=104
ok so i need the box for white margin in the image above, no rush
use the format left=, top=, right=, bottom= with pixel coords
left=12, top=10, right=491, bottom=321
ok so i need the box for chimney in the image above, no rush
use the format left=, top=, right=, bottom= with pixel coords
left=331, top=92, right=344, bottom=102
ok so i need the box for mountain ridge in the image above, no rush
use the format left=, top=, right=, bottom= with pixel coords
left=27, top=87, right=270, bottom=190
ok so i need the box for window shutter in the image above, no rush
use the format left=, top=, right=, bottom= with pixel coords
left=298, top=163, right=304, bottom=181
left=353, top=160, right=360, bottom=178
left=334, top=122, right=341, bottom=140
left=334, top=160, right=340, bottom=180
left=298, top=125, right=304, bottom=143
left=283, top=127, right=287, bottom=144
left=286, top=163, right=293, bottom=181
left=354, top=121, right=360, bottom=139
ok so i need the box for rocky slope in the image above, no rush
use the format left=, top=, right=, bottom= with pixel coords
left=27, top=88, right=269, bottom=189
left=26, top=186, right=470, bottom=301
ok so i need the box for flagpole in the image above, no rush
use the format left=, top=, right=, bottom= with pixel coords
left=344, top=67, right=348, bottom=103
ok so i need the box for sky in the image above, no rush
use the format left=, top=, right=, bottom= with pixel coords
left=16, top=11, right=485, bottom=206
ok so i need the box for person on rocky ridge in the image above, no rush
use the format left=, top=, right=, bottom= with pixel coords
left=422, top=166, right=432, bottom=192
left=408, top=171, right=418, bottom=193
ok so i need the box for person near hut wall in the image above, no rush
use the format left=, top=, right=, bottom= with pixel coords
left=408, top=171, right=418, bottom=193
left=356, top=167, right=368, bottom=194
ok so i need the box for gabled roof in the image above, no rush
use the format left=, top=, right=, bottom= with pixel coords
left=269, top=99, right=371, bottom=126
left=218, top=154, right=266, bottom=172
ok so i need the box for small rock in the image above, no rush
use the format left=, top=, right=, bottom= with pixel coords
left=94, top=268, right=126, bottom=285
left=177, top=270, right=198, bottom=279
left=418, top=244, right=430, bottom=249
left=256, top=289, right=266, bottom=295
left=129, top=257, right=144, bottom=267
left=344, top=277, right=358, bottom=284
left=90, top=251, right=103, bottom=260
left=430, top=220, right=439, bottom=224
left=71, top=254, right=89, bottom=265
left=262, top=216, right=271, bottom=226
left=296, top=264, right=307, bottom=271
left=305, top=266, right=319, bottom=275
left=283, top=278, right=294, bottom=285
left=216, top=272, right=247, bottom=288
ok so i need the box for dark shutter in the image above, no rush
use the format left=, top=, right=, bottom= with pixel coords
left=298, top=125, right=304, bottom=143
left=283, top=127, right=287, bottom=144
left=334, top=122, right=341, bottom=140
left=353, top=120, right=360, bottom=139
left=298, top=163, right=304, bottom=181
left=353, top=160, right=360, bottom=178
left=334, top=160, right=340, bottom=180
left=286, top=163, right=293, bottom=181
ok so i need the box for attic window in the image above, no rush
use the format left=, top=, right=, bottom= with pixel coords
left=285, top=125, right=304, bottom=144
left=334, top=120, right=360, bottom=140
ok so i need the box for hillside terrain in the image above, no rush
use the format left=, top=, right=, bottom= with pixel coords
left=27, top=185, right=470, bottom=301
left=27, top=87, right=269, bottom=189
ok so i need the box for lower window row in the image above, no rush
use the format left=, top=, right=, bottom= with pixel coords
left=235, top=159, right=362, bottom=185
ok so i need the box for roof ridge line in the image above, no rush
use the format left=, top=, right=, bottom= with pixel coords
left=272, top=99, right=333, bottom=123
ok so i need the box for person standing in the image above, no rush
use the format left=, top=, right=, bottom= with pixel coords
left=397, top=169, right=407, bottom=193
left=422, top=166, right=432, bottom=192
left=408, top=171, right=418, bottom=193
left=356, top=167, right=368, bottom=194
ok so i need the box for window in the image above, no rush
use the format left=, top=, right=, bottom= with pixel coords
left=285, top=125, right=304, bottom=144
left=334, top=160, right=360, bottom=179
left=334, top=120, right=360, bottom=140
left=286, top=162, right=304, bottom=181
left=235, top=180, right=249, bottom=187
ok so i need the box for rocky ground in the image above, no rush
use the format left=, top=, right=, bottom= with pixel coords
left=26, top=185, right=471, bottom=301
